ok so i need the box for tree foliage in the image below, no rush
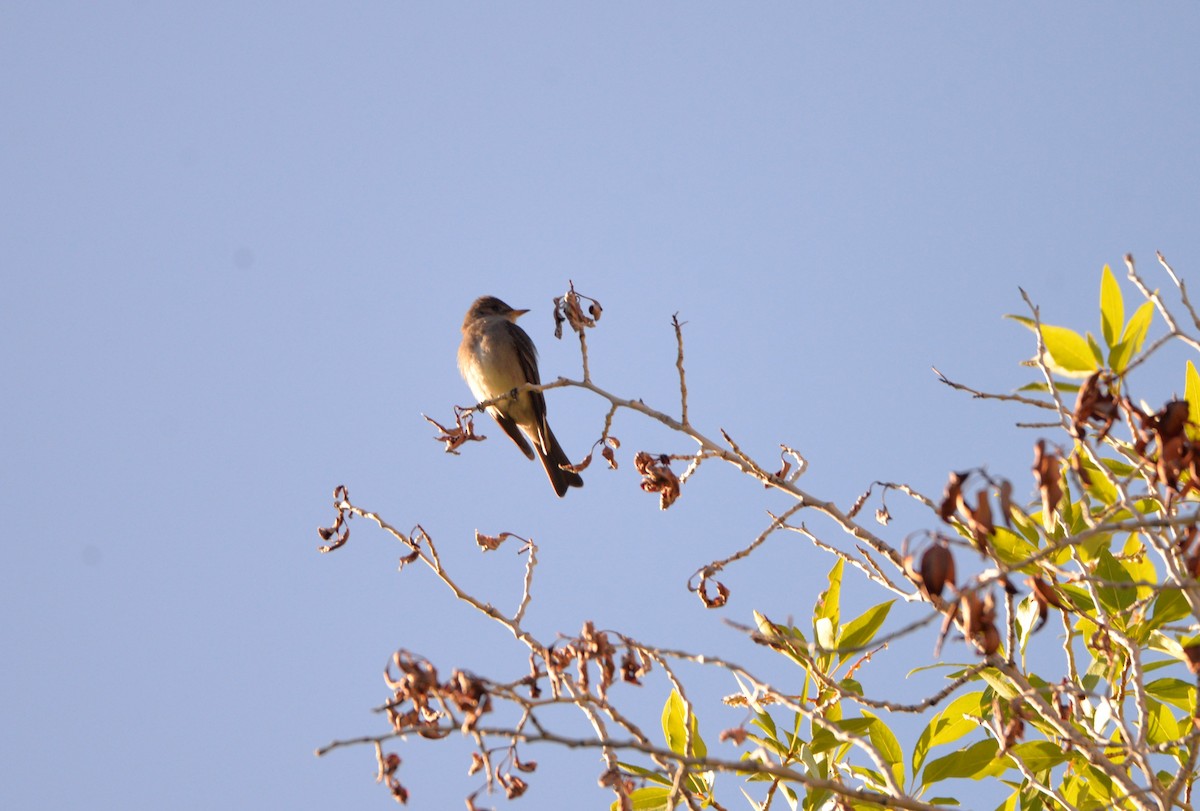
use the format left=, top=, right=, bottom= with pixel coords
left=318, top=255, right=1200, bottom=811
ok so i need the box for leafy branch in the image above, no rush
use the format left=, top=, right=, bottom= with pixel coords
left=319, top=257, right=1200, bottom=811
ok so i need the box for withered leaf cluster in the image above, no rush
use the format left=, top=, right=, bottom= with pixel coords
left=620, top=646, right=653, bottom=685
left=944, top=590, right=1001, bottom=656
left=467, top=746, right=536, bottom=806
left=690, top=567, right=730, bottom=609
left=547, top=621, right=625, bottom=700
left=377, top=751, right=408, bottom=804
left=424, top=407, right=486, bottom=455
left=1129, top=398, right=1197, bottom=494
left=937, top=470, right=1007, bottom=554
left=1075, top=387, right=1198, bottom=496
left=549, top=623, right=614, bottom=700
left=634, top=451, right=681, bottom=509
left=552, top=282, right=603, bottom=339
left=317, top=484, right=352, bottom=553
left=383, top=651, right=492, bottom=738
left=498, top=773, right=528, bottom=800
left=562, top=435, right=622, bottom=476
left=474, top=529, right=522, bottom=552
left=1072, top=371, right=1118, bottom=440
left=1032, top=441, right=1063, bottom=526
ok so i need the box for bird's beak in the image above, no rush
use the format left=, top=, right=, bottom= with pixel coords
left=509, top=308, right=530, bottom=321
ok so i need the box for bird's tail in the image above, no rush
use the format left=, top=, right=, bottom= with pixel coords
left=537, top=426, right=584, bottom=497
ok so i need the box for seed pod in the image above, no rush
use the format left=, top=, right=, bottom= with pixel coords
left=919, top=543, right=956, bottom=598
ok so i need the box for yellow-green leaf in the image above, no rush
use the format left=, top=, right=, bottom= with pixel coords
left=815, top=558, right=843, bottom=631
left=1118, top=301, right=1155, bottom=363
left=662, top=689, right=706, bottom=759
left=990, top=527, right=1039, bottom=569
left=1040, top=323, right=1098, bottom=376
left=838, top=601, right=894, bottom=666
left=1093, top=548, right=1137, bottom=614
left=864, top=711, right=905, bottom=790
left=1147, top=700, right=1182, bottom=746
left=920, top=738, right=1004, bottom=787
left=811, top=717, right=874, bottom=754
left=1185, top=361, right=1200, bottom=441
left=1145, top=677, right=1196, bottom=713
left=612, top=786, right=672, bottom=811
left=1100, top=264, right=1124, bottom=349
left=1077, top=453, right=1119, bottom=506
left=912, top=691, right=988, bottom=777
left=1009, top=740, right=1070, bottom=772
left=1149, top=588, right=1190, bottom=630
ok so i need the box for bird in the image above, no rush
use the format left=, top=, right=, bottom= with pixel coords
left=458, top=295, right=584, bottom=497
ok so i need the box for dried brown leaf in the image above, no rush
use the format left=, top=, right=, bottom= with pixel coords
left=634, top=451, right=681, bottom=509
left=719, top=727, right=749, bottom=745
left=939, top=471, right=968, bottom=522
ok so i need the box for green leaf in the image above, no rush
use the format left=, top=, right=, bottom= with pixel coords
left=811, top=717, right=874, bottom=754
left=1146, top=677, right=1196, bottom=713
left=990, top=527, right=1039, bottom=569
left=1112, top=300, right=1155, bottom=371
left=920, top=738, right=1004, bottom=787
left=816, top=558, right=844, bottom=627
left=751, top=708, right=779, bottom=741
left=754, top=611, right=809, bottom=668
left=1059, top=582, right=1095, bottom=613
left=847, top=764, right=888, bottom=792
left=1040, top=323, right=1099, bottom=376
left=1097, top=456, right=1138, bottom=477
left=1121, top=300, right=1155, bottom=355
left=1147, top=699, right=1183, bottom=746
left=814, top=559, right=844, bottom=671
left=837, top=601, right=894, bottom=666
left=1077, top=454, right=1119, bottom=506
left=864, top=711, right=905, bottom=790
left=978, top=668, right=1019, bottom=700
left=1014, top=787, right=1043, bottom=811
left=617, top=762, right=672, bottom=787
left=612, top=786, right=672, bottom=811
left=1081, top=765, right=1114, bottom=802
left=1008, top=740, right=1069, bottom=772
left=661, top=689, right=706, bottom=759
left=1060, top=772, right=1091, bottom=808
left=912, top=691, right=988, bottom=777
left=1149, top=587, right=1190, bottom=631
left=1100, top=264, right=1124, bottom=349
left=1092, top=548, right=1137, bottom=615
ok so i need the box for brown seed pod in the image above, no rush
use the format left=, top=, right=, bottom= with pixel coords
left=919, top=543, right=956, bottom=598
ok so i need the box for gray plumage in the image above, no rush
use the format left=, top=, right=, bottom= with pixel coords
left=458, top=296, right=584, bottom=497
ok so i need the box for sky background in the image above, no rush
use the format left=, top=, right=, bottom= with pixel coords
left=3, top=4, right=1199, bottom=809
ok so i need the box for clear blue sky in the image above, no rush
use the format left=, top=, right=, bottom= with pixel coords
left=3, top=4, right=1198, bottom=809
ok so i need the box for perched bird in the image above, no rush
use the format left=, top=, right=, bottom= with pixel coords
left=458, top=296, right=584, bottom=497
